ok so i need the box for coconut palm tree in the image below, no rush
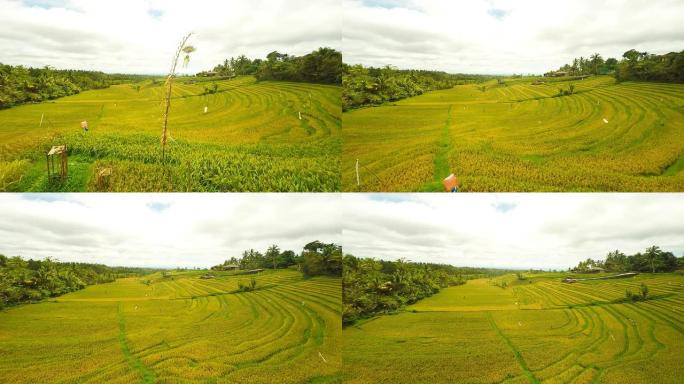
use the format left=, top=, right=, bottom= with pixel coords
left=644, top=246, right=661, bottom=273
left=590, top=53, right=603, bottom=75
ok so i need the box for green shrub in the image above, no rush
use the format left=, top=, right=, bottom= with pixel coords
left=238, top=278, right=257, bottom=292
left=640, top=283, right=649, bottom=299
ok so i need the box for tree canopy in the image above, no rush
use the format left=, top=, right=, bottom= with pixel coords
left=343, top=255, right=513, bottom=325
left=342, top=64, right=493, bottom=111
left=547, top=49, right=684, bottom=83
left=203, top=47, right=341, bottom=85
left=0, top=254, right=157, bottom=309
left=210, top=241, right=342, bottom=277
left=571, top=246, right=682, bottom=274
left=0, top=64, right=151, bottom=109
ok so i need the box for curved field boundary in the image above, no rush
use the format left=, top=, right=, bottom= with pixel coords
left=343, top=76, right=684, bottom=191
left=117, top=303, right=156, bottom=384
left=342, top=274, right=684, bottom=384
left=487, top=312, right=540, bottom=384
left=0, top=76, right=341, bottom=192
left=0, top=271, right=341, bottom=384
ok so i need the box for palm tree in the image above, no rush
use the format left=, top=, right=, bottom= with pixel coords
left=266, top=245, right=280, bottom=269
left=644, top=245, right=661, bottom=273
left=590, top=53, right=603, bottom=75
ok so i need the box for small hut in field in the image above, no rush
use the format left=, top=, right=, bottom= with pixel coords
left=544, top=71, right=568, bottom=77
left=211, top=264, right=239, bottom=271
left=46, top=145, right=68, bottom=180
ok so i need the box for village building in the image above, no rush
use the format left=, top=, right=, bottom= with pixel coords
left=211, top=264, right=240, bottom=271
left=544, top=71, right=568, bottom=77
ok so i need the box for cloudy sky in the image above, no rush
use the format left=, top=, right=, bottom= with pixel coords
left=0, top=194, right=341, bottom=268
left=344, top=0, right=684, bottom=74
left=342, top=194, right=684, bottom=270
left=0, top=0, right=340, bottom=74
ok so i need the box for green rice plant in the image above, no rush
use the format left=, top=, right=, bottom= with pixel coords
left=0, top=269, right=341, bottom=383
left=343, top=273, right=684, bottom=383
left=0, top=75, right=341, bottom=191
left=0, top=159, right=30, bottom=191
left=343, top=76, right=684, bottom=191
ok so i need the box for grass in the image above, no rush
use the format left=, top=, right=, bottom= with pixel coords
left=487, top=312, right=540, bottom=384
left=343, top=76, right=684, bottom=191
left=0, top=269, right=342, bottom=383
left=0, top=76, right=341, bottom=191
left=342, top=272, right=684, bottom=383
left=408, top=277, right=531, bottom=311
left=118, top=303, right=156, bottom=384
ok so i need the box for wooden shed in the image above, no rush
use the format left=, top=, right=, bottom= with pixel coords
left=46, top=145, right=68, bottom=180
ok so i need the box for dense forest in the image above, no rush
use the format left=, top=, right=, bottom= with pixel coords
left=0, top=255, right=157, bottom=309
left=341, top=48, right=683, bottom=111
left=547, top=49, right=684, bottom=83
left=572, top=246, right=683, bottom=274
left=342, top=65, right=491, bottom=110
left=343, top=255, right=513, bottom=325
left=210, top=240, right=342, bottom=277
left=0, top=64, right=150, bottom=109
left=202, top=47, right=341, bottom=85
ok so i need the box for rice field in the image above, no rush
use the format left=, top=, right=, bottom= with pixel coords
left=343, top=273, right=684, bottom=383
left=0, top=269, right=342, bottom=383
left=343, top=76, right=684, bottom=191
left=0, top=76, right=341, bottom=192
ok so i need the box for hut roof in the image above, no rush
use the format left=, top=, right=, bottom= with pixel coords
left=48, top=145, right=67, bottom=156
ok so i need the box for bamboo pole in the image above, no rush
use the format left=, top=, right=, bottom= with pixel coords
left=162, top=33, right=194, bottom=162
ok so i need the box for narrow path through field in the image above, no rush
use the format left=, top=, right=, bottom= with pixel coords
left=434, top=104, right=453, bottom=183
left=418, top=104, right=453, bottom=191
left=118, top=303, right=156, bottom=384
left=663, top=153, right=684, bottom=176
left=487, top=312, right=540, bottom=384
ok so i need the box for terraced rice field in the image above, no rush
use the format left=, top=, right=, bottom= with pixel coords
left=0, top=76, right=341, bottom=191
left=343, top=76, right=684, bottom=191
left=343, top=273, right=684, bottom=383
left=0, top=269, right=341, bottom=383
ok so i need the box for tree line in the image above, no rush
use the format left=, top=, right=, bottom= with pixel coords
left=342, top=255, right=513, bottom=325
left=571, top=246, right=683, bottom=274
left=0, top=254, right=157, bottom=309
left=201, top=47, right=341, bottom=85
left=342, top=64, right=492, bottom=111
left=210, top=240, right=342, bottom=277
left=547, top=49, right=684, bottom=83
left=0, top=63, right=150, bottom=109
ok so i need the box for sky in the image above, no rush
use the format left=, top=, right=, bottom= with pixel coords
left=2, top=193, right=682, bottom=271
left=343, top=0, right=684, bottom=74
left=0, top=0, right=341, bottom=74
left=0, top=194, right=341, bottom=268
left=342, top=194, right=684, bottom=270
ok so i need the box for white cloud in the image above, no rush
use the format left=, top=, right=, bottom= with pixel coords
left=343, top=0, right=684, bottom=74
left=341, top=194, right=684, bottom=270
left=0, top=0, right=341, bottom=73
left=3, top=193, right=681, bottom=271
left=0, top=193, right=341, bottom=268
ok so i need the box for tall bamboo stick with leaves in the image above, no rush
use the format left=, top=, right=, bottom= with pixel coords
left=161, top=33, right=195, bottom=161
